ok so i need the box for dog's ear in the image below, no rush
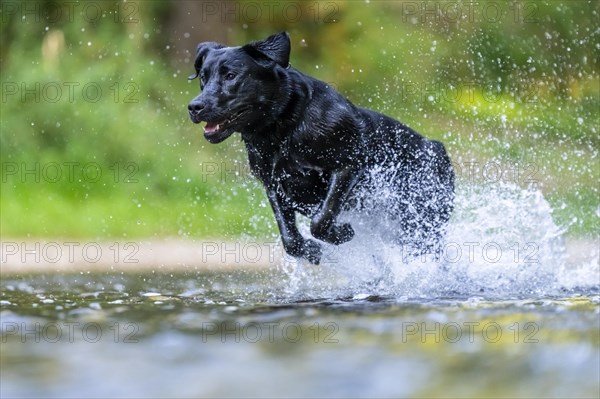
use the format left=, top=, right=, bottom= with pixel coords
left=188, top=42, right=224, bottom=80
left=242, top=32, right=291, bottom=68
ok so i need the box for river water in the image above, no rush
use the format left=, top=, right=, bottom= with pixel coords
left=1, top=184, right=598, bottom=398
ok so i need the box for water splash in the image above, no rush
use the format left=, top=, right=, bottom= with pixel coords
left=279, top=182, right=596, bottom=300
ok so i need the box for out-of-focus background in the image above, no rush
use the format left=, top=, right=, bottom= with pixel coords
left=1, top=0, right=598, bottom=240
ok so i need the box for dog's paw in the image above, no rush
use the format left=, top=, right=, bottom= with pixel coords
left=302, top=239, right=322, bottom=265
left=283, top=238, right=322, bottom=265
left=331, top=223, right=355, bottom=244
left=315, top=223, right=354, bottom=245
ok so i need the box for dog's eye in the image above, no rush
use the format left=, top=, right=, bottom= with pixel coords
left=224, top=72, right=236, bottom=81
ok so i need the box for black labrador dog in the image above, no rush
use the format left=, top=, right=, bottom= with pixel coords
left=188, top=32, right=454, bottom=265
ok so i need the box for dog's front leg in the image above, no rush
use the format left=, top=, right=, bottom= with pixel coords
left=266, top=188, right=322, bottom=265
left=310, top=167, right=361, bottom=245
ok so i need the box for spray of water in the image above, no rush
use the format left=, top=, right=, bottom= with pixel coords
left=278, top=180, right=597, bottom=300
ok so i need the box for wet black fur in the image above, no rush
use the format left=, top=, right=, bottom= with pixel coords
left=188, top=32, right=454, bottom=265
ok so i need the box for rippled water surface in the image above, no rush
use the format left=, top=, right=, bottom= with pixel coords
left=1, top=267, right=598, bottom=398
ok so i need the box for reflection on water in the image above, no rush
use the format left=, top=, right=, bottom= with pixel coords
left=1, top=271, right=598, bottom=398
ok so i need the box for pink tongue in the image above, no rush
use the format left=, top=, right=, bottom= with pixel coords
left=204, top=122, right=219, bottom=133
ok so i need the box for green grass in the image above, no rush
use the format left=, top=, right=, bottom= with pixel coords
left=1, top=160, right=277, bottom=240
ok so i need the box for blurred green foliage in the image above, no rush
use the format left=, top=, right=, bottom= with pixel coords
left=1, top=0, right=598, bottom=239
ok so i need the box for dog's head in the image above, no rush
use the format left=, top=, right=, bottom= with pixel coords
left=187, top=32, right=291, bottom=143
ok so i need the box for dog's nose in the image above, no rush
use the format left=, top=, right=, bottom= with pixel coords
left=188, top=101, right=204, bottom=114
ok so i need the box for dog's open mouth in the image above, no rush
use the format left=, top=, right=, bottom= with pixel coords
left=204, top=120, right=227, bottom=135
left=200, top=109, right=249, bottom=143
left=203, top=110, right=248, bottom=134
left=202, top=119, right=235, bottom=144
